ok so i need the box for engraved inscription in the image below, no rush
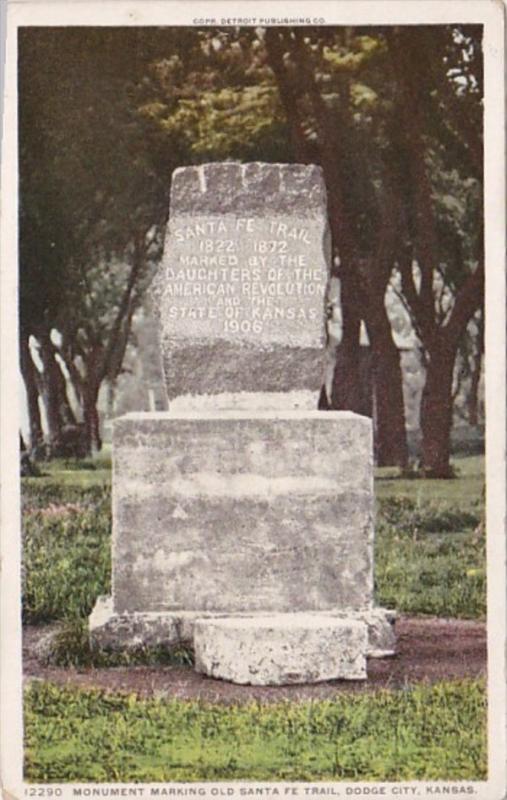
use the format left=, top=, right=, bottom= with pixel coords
left=164, top=215, right=327, bottom=344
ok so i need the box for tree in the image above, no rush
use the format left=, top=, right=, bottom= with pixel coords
left=18, top=28, right=184, bottom=453
left=263, top=25, right=483, bottom=473
left=19, top=26, right=483, bottom=471
left=264, top=27, right=409, bottom=466
left=386, top=26, right=483, bottom=475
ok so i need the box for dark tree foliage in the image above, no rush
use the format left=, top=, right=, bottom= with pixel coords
left=19, top=25, right=483, bottom=472
left=19, top=28, right=186, bottom=453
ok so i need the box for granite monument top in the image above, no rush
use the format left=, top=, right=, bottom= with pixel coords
left=155, top=162, right=331, bottom=401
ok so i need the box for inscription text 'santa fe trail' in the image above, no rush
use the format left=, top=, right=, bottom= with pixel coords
left=90, top=162, right=396, bottom=685
left=155, top=162, right=331, bottom=400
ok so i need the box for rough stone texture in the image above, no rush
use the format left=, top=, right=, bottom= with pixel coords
left=169, top=162, right=327, bottom=217
left=169, top=390, right=319, bottom=412
left=88, top=160, right=397, bottom=681
left=361, top=607, right=397, bottom=657
left=111, top=411, right=373, bottom=616
left=163, top=343, right=327, bottom=400
left=90, top=596, right=395, bottom=660
left=89, top=595, right=181, bottom=651
left=193, top=615, right=368, bottom=684
left=154, top=163, right=331, bottom=400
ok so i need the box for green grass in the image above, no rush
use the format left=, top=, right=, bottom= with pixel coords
left=21, top=454, right=485, bottom=628
left=374, top=455, right=485, bottom=618
left=375, top=454, right=485, bottom=508
left=25, top=446, right=112, bottom=488
left=375, top=494, right=485, bottom=618
left=22, top=483, right=111, bottom=623
left=24, top=679, right=487, bottom=782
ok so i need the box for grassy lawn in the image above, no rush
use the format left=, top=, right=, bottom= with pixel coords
left=375, top=455, right=485, bottom=618
left=375, top=454, right=484, bottom=508
left=24, top=679, right=486, bottom=782
left=22, top=450, right=487, bottom=783
left=28, top=446, right=113, bottom=487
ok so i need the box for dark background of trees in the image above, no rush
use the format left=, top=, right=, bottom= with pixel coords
left=18, top=25, right=484, bottom=476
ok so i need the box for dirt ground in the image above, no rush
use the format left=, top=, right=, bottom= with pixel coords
left=23, top=615, right=486, bottom=703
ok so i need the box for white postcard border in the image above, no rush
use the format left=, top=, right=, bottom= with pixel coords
left=1, top=2, right=505, bottom=798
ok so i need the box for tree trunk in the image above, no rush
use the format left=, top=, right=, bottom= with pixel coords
left=331, top=316, right=363, bottom=412
left=468, top=311, right=484, bottom=427
left=36, top=328, right=63, bottom=449
left=83, top=382, right=102, bottom=455
left=268, top=29, right=364, bottom=413
left=366, top=308, right=409, bottom=468
left=330, top=272, right=365, bottom=412
left=19, top=330, right=44, bottom=452
left=264, top=29, right=312, bottom=162
left=57, top=344, right=85, bottom=414
left=468, top=351, right=483, bottom=427
left=420, top=339, right=456, bottom=477
left=51, top=348, right=77, bottom=426
left=374, top=347, right=408, bottom=468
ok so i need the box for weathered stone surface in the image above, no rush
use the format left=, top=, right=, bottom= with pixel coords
left=169, top=162, right=327, bottom=217
left=90, top=598, right=395, bottom=660
left=169, top=390, right=319, bottom=412
left=89, top=595, right=180, bottom=651
left=359, top=607, right=397, bottom=657
left=88, top=159, right=397, bottom=681
left=193, top=615, right=368, bottom=684
left=155, top=162, right=331, bottom=400
left=111, top=411, right=373, bottom=616
left=162, top=343, right=327, bottom=399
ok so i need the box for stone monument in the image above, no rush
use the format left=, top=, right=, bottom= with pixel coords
left=90, top=162, right=395, bottom=684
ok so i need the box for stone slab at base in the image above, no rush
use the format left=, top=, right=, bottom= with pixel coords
left=193, top=615, right=367, bottom=684
left=89, top=595, right=396, bottom=663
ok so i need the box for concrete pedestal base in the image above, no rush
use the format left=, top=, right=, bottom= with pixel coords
left=110, top=411, right=376, bottom=617
left=89, top=408, right=397, bottom=685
